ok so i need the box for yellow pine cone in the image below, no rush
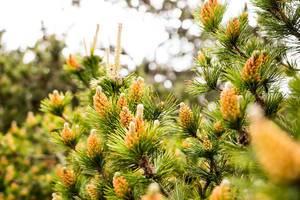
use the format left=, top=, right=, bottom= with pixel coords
left=154, top=120, right=160, bottom=127
left=197, top=51, right=207, bottom=65
left=49, top=90, right=64, bottom=106
left=93, top=87, right=110, bottom=117
left=86, top=181, right=100, bottom=200
left=179, top=102, right=193, bottom=128
left=5, top=165, right=15, bottom=182
left=66, top=54, right=80, bottom=70
left=25, top=111, right=38, bottom=127
left=52, top=193, right=62, bottom=200
left=220, top=87, right=240, bottom=121
left=202, top=136, right=213, bottom=151
left=226, top=18, right=240, bottom=38
left=209, top=180, right=231, bottom=200
left=141, top=183, right=164, bottom=200
left=9, top=121, right=19, bottom=134
left=129, top=77, right=144, bottom=102
left=135, top=104, right=145, bottom=133
left=120, top=107, right=134, bottom=128
left=56, top=167, right=76, bottom=187
left=199, top=0, right=220, bottom=26
left=136, top=104, right=144, bottom=120
left=181, top=138, right=192, bottom=148
left=87, top=129, right=102, bottom=157
left=135, top=117, right=145, bottom=134
left=4, top=134, right=16, bottom=151
left=213, top=121, right=224, bottom=133
left=113, top=173, right=131, bottom=198
left=0, top=156, right=8, bottom=165
left=249, top=105, right=300, bottom=183
left=125, top=121, right=140, bottom=148
left=61, top=123, right=76, bottom=144
left=241, top=52, right=268, bottom=82
left=117, top=93, right=128, bottom=109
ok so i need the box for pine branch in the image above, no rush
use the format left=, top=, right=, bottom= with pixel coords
left=268, top=4, right=300, bottom=40
left=233, top=44, right=247, bottom=58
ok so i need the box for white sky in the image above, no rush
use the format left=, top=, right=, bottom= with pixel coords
left=0, top=0, right=251, bottom=67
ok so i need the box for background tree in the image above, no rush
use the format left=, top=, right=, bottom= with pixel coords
left=41, top=26, right=187, bottom=199
left=0, top=31, right=76, bottom=132
left=0, top=112, right=59, bottom=199
left=188, top=0, right=300, bottom=199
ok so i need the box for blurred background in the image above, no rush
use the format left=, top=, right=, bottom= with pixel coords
left=0, top=0, right=250, bottom=131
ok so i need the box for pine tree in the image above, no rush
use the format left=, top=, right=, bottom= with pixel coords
left=0, top=112, right=58, bottom=199
left=41, top=24, right=185, bottom=200
left=188, top=0, right=300, bottom=199
left=21, top=0, right=300, bottom=199
left=0, top=33, right=75, bottom=132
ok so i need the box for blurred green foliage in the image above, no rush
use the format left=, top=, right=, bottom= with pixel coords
left=0, top=112, right=61, bottom=199
left=0, top=31, right=76, bottom=132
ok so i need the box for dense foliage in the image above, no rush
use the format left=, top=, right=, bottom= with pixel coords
left=0, top=112, right=59, bottom=199
left=0, top=32, right=75, bottom=132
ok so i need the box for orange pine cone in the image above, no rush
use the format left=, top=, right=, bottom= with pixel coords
left=113, top=174, right=130, bottom=198
left=93, top=87, right=110, bottom=117
left=129, top=77, right=144, bottom=102
left=241, top=53, right=268, bottom=83
left=120, top=107, right=134, bottom=128
left=86, top=182, right=99, bottom=200
left=199, top=0, right=219, bottom=26
left=141, top=183, right=164, bottom=200
left=49, top=90, right=64, bottom=106
left=117, top=93, right=128, bottom=109
left=87, top=130, right=102, bottom=157
left=125, top=122, right=140, bottom=148
left=249, top=105, right=300, bottom=183
left=220, top=87, right=240, bottom=121
left=66, top=54, right=80, bottom=70
left=226, top=18, right=240, bottom=38
left=213, top=121, right=224, bottom=133
left=56, top=167, right=76, bottom=187
left=209, top=180, right=230, bottom=200
left=135, top=104, right=145, bottom=133
left=61, top=123, right=75, bottom=144
left=179, top=102, right=193, bottom=128
left=181, top=138, right=192, bottom=148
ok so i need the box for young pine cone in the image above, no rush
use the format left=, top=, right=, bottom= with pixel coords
left=86, top=129, right=102, bottom=158
left=141, top=183, right=164, bottom=200
left=49, top=90, right=64, bottom=106
left=199, top=0, right=219, bottom=25
left=113, top=173, right=131, bottom=198
left=220, top=86, right=240, bottom=121
left=248, top=104, right=300, bottom=183
left=86, top=181, right=100, bottom=200
left=117, top=93, right=128, bottom=109
left=93, top=87, right=110, bottom=117
left=56, top=167, right=76, bottom=188
left=241, top=52, right=268, bottom=83
left=60, top=123, right=76, bottom=144
left=179, top=102, right=193, bottom=128
left=125, top=121, right=140, bottom=148
left=129, top=77, right=144, bottom=102
left=209, top=180, right=231, bottom=200
left=120, top=107, right=134, bottom=128
left=226, top=18, right=240, bottom=39
left=66, top=54, right=80, bottom=71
